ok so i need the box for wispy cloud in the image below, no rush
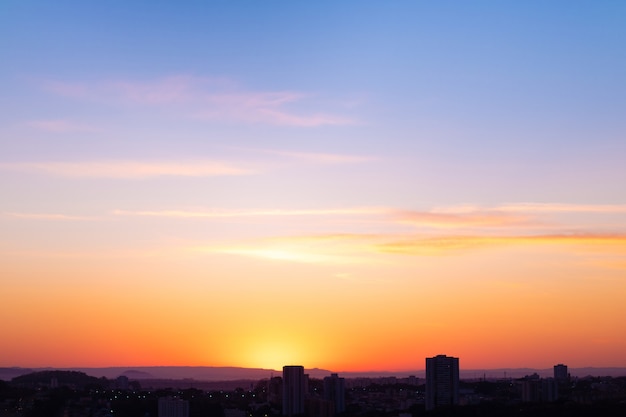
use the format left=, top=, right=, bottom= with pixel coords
left=241, top=148, right=373, bottom=164
left=376, top=233, right=626, bottom=255
left=393, top=209, right=531, bottom=228
left=194, top=234, right=378, bottom=265
left=266, top=233, right=383, bottom=243
left=113, top=207, right=386, bottom=218
left=194, top=230, right=626, bottom=264
left=391, top=203, right=626, bottom=230
left=43, top=75, right=355, bottom=127
left=111, top=202, right=626, bottom=231
left=1, top=212, right=96, bottom=221
left=246, top=109, right=353, bottom=127
left=421, top=203, right=626, bottom=215
left=0, top=160, right=254, bottom=179
left=27, top=119, right=98, bottom=133
left=6, top=201, right=615, bottom=265
left=206, top=247, right=344, bottom=264
left=496, top=203, right=626, bottom=213
left=1, top=247, right=177, bottom=260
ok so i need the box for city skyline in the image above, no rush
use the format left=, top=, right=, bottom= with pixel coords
left=4, top=363, right=626, bottom=416
left=5, top=361, right=625, bottom=381
left=1, top=2, right=625, bottom=372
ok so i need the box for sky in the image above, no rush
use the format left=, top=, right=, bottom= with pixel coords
left=1, top=1, right=625, bottom=372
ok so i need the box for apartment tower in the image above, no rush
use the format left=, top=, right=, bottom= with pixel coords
left=283, top=365, right=306, bottom=416
left=323, top=373, right=346, bottom=414
left=425, top=354, right=460, bottom=411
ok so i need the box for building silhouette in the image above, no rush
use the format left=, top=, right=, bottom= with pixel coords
left=425, top=354, right=459, bottom=411
left=158, top=396, right=189, bottom=417
left=323, top=373, right=346, bottom=414
left=306, top=397, right=335, bottom=417
left=521, top=374, right=558, bottom=403
left=267, top=375, right=283, bottom=405
left=554, top=364, right=568, bottom=381
left=283, top=365, right=306, bottom=416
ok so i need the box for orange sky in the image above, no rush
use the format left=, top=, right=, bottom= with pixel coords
left=2, top=208, right=625, bottom=370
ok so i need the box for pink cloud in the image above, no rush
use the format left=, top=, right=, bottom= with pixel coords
left=0, top=160, right=254, bottom=179
left=253, top=108, right=354, bottom=127
left=42, top=75, right=355, bottom=127
left=1, top=212, right=96, bottom=221
left=497, top=203, right=626, bottom=213
left=394, top=209, right=532, bottom=228
left=238, top=148, right=373, bottom=164
left=113, top=207, right=386, bottom=218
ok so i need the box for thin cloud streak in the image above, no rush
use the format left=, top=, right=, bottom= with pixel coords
left=393, top=203, right=626, bottom=229
left=113, top=207, right=387, bottom=218
left=1, top=212, right=97, bottom=221
left=194, top=236, right=378, bottom=265
left=250, top=109, right=353, bottom=127
left=111, top=202, right=626, bottom=230
left=394, top=209, right=532, bottom=228
left=267, top=233, right=385, bottom=243
left=242, top=148, right=374, bottom=164
left=496, top=203, right=626, bottom=213
left=376, top=233, right=626, bottom=255
left=42, top=75, right=355, bottom=127
left=0, top=160, right=254, bottom=179
left=427, top=203, right=626, bottom=215
left=195, top=232, right=626, bottom=264
left=207, top=247, right=346, bottom=264
left=0, top=247, right=176, bottom=260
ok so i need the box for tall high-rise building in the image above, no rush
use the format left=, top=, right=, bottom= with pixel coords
left=323, top=373, right=346, bottom=414
left=283, top=365, right=306, bottom=416
left=425, top=354, right=459, bottom=411
left=554, top=364, right=568, bottom=381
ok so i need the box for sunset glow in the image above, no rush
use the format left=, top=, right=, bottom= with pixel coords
left=1, top=1, right=625, bottom=373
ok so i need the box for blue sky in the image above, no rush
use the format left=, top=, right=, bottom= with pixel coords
left=2, top=1, right=625, bottom=219
left=3, top=2, right=624, bottom=176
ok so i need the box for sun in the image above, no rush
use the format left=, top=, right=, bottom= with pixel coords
left=244, top=340, right=308, bottom=370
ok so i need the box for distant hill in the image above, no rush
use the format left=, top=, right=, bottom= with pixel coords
left=71, top=366, right=283, bottom=380
left=11, top=370, right=107, bottom=388
left=0, top=366, right=331, bottom=381
left=2, top=366, right=625, bottom=382
left=120, top=369, right=154, bottom=379
left=0, top=368, right=35, bottom=381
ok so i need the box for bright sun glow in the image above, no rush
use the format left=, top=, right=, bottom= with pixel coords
left=245, top=341, right=309, bottom=371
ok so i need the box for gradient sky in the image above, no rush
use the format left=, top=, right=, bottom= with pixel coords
left=1, top=1, right=625, bottom=372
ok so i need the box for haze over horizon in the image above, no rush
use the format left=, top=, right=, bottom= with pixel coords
left=1, top=2, right=625, bottom=372
left=4, top=364, right=626, bottom=382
